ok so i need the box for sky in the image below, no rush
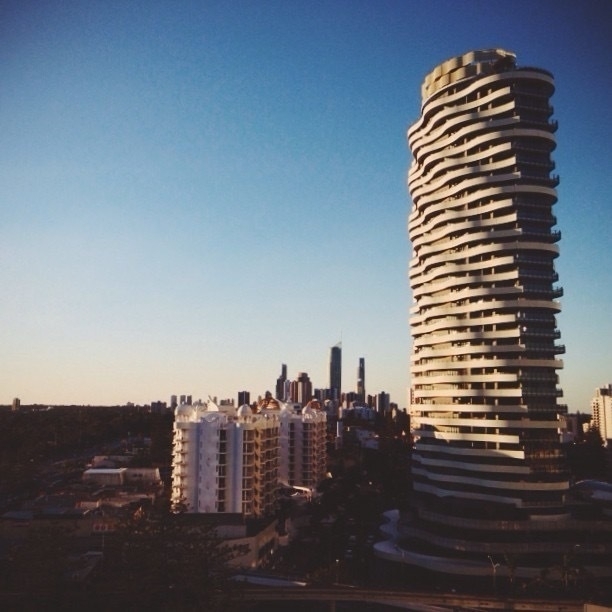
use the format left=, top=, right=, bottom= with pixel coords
left=1, top=0, right=611, bottom=410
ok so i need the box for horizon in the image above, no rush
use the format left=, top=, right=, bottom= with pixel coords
left=2, top=1, right=611, bottom=411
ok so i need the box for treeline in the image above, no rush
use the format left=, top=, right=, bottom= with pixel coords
left=0, top=406, right=173, bottom=496
left=0, top=500, right=247, bottom=611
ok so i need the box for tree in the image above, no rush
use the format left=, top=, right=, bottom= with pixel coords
left=566, top=426, right=606, bottom=480
left=92, top=502, right=247, bottom=611
left=503, top=553, right=519, bottom=592
left=2, top=522, right=74, bottom=608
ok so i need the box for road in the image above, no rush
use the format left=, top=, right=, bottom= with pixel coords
left=241, top=585, right=588, bottom=611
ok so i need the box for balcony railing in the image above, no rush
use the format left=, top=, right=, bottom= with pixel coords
left=522, top=343, right=565, bottom=355
left=520, top=329, right=561, bottom=340
left=518, top=269, right=559, bottom=282
left=519, top=173, right=559, bottom=187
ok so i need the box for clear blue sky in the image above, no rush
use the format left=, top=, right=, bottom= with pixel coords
left=1, top=0, right=610, bottom=410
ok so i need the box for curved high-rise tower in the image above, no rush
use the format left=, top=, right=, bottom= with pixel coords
left=399, top=49, right=612, bottom=578
left=409, top=49, right=566, bottom=518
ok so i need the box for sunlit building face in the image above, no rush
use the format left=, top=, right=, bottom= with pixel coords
left=405, top=50, right=575, bottom=571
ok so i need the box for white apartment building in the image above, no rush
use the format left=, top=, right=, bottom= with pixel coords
left=172, top=399, right=279, bottom=517
left=592, top=384, right=612, bottom=445
left=278, top=399, right=327, bottom=491
left=172, top=395, right=328, bottom=516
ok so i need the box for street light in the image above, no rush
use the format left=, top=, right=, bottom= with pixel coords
left=488, top=555, right=500, bottom=591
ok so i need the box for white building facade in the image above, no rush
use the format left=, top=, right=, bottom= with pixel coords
left=278, top=399, right=327, bottom=491
left=172, top=400, right=280, bottom=518
left=592, top=384, right=612, bottom=445
left=172, top=395, right=328, bottom=516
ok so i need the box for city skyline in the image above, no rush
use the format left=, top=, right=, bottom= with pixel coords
left=2, top=1, right=611, bottom=410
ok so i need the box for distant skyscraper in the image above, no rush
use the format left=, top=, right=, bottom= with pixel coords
left=290, top=372, right=313, bottom=407
left=377, top=392, right=390, bottom=416
left=400, top=49, right=609, bottom=577
left=150, top=400, right=167, bottom=414
left=329, top=343, right=342, bottom=401
left=356, top=357, right=365, bottom=402
left=237, top=390, right=250, bottom=407
left=275, top=364, right=287, bottom=400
